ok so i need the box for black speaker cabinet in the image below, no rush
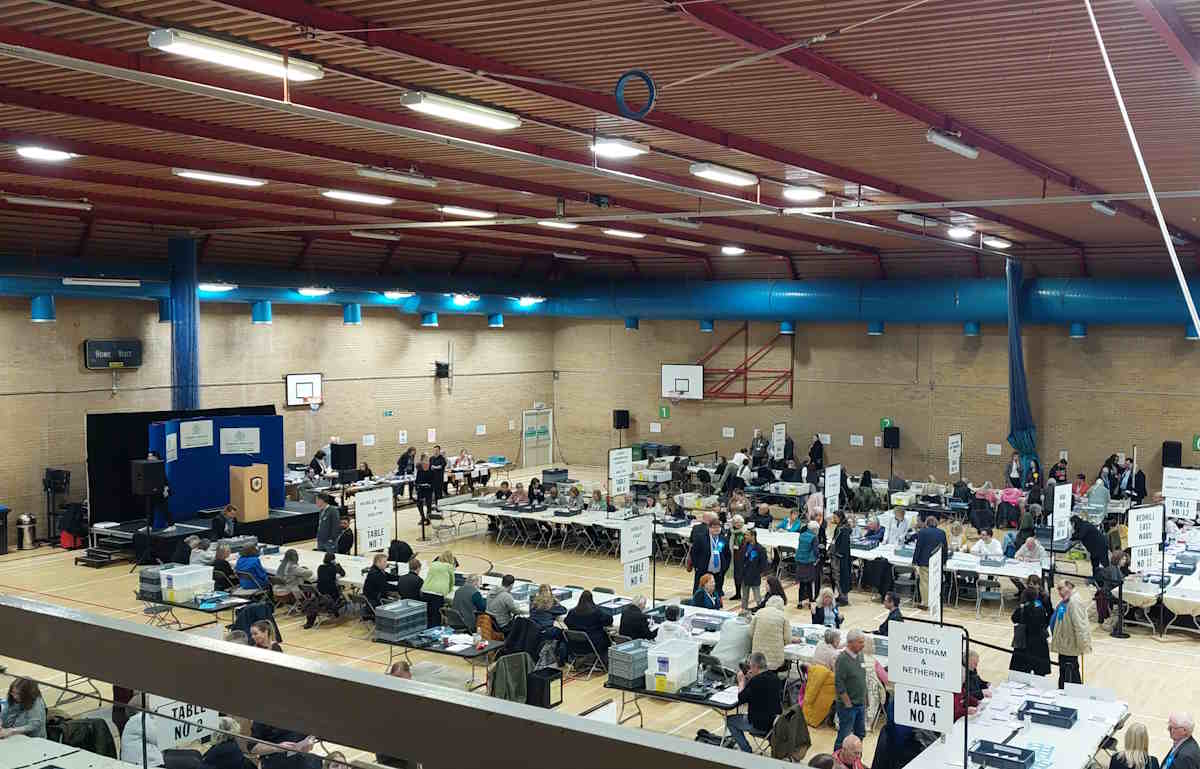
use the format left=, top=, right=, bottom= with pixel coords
left=1164, top=440, right=1183, bottom=469
left=883, top=426, right=901, bottom=449
left=130, top=459, right=165, bottom=496
left=330, top=443, right=357, bottom=471
left=613, top=409, right=630, bottom=430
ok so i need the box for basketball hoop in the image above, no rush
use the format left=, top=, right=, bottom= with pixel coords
left=302, top=395, right=323, bottom=412
left=666, top=391, right=682, bottom=405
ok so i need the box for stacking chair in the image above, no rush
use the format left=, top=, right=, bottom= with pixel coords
left=563, top=629, right=608, bottom=680
left=976, top=575, right=1005, bottom=617
left=135, top=590, right=180, bottom=630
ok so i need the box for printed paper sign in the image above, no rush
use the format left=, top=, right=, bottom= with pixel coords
left=295, top=441, right=306, bottom=458
left=850, top=434, right=864, bottom=447
left=819, top=433, right=831, bottom=445
left=427, top=428, right=436, bottom=443
left=1130, top=545, right=1156, bottom=574
left=363, top=434, right=376, bottom=447
left=354, top=486, right=394, bottom=553
left=621, top=516, right=654, bottom=563
left=927, top=548, right=942, bottom=623
left=475, top=423, right=486, bottom=436
left=1053, top=483, right=1073, bottom=542
left=1128, top=504, right=1165, bottom=548
left=165, top=433, right=178, bottom=463
left=179, top=420, right=213, bottom=449
left=624, top=557, right=650, bottom=590
left=772, top=422, right=787, bottom=460
left=649, top=422, right=662, bottom=433
left=874, top=436, right=883, bottom=448
left=891, top=622, right=964, bottom=693
left=146, top=693, right=217, bottom=750
left=824, top=464, right=842, bottom=515
left=722, top=426, right=735, bottom=439
left=398, top=431, right=407, bottom=445
left=1059, top=450, right=1069, bottom=462
left=986, top=443, right=1002, bottom=456
left=219, top=427, right=260, bottom=455
left=947, top=433, right=962, bottom=476
left=1163, top=467, right=1200, bottom=501
left=609, top=447, right=633, bottom=496
left=895, top=684, right=953, bottom=735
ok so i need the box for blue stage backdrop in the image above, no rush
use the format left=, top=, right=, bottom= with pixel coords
left=149, top=414, right=285, bottom=523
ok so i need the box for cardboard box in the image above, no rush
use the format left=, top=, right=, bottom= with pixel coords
left=230, top=463, right=269, bottom=522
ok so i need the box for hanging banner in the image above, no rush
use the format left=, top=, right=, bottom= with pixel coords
left=772, top=422, right=787, bottom=460
left=947, top=433, right=962, bottom=476
left=825, top=464, right=842, bottom=515
left=354, top=486, right=394, bottom=553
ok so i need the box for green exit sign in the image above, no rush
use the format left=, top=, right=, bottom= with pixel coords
left=880, top=417, right=893, bottom=430
left=658, top=405, right=670, bottom=419
left=1193, top=434, right=1200, bottom=452
left=382, top=409, right=393, bottom=417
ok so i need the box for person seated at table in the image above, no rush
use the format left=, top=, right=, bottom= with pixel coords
left=861, top=516, right=885, bottom=544
left=304, top=551, right=346, bottom=628
left=692, top=572, right=723, bottom=609
left=527, top=478, right=546, bottom=504
left=588, top=488, right=607, bottom=511
left=813, top=587, right=843, bottom=628
left=565, top=590, right=614, bottom=659
left=510, top=482, right=528, bottom=504
left=188, top=537, right=214, bottom=566
left=202, top=717, right=254, bottom=769
left=969, top=528, right=1003, bottom=557
left=945, top=520, right=966, bottom=552
left=728, top=487, right=750, bottom=517
left=451, top=574, right=487, bottom=630
left=711, top=613, right=753, bottom=669
left=494, top=480, right=512, bottom=501
left=235, top=544, right=271, bottom=591
left=618, top=594, right=657, bottom=641
left=755, top=575, right=789, bottom=612
left=876, top=591, right=903, bottom=635
left=750, top=595, right=789, bottom=672
left=171, top=534, right=200, bottom=565
left=395, top=558, right=423, bottom=601
left=1108, top=722, right=1159, bottom=769
left=776, top=507, right=805, bottom=532
left=451, top=449, right=474, bottom=490
left=363, top=553, right=400, bottom=609
left=832, top=735, right=866, bottom=769
left=212, top=503, right=240, bottom=541
left=965, top=649, right=991, bottom=701
left=308, top=449, right=329, bottom=476
left=640, top=492, right=661, bottom=516
left=273, top=548, right=314, bottom=603
left=250, top=619, right=282, bottom=652
left=487, top=574, right=525, bottom=633
left=725, top=651, right=783, bottom=753
left=1015, top=535, right=1047, bottom=564
left=884, top=508, right=910, bottom=545
left=546, top=484, right=562, bottom=506
left=359, top=461, right=375, bottom=479
left=530, top=583, right=567, bottom=631
left=210, top=544, right=236, bottom=590
left=0, top=678, right=46, bottom=739
left=250, top=721, right=317, bottom=769
left=812, top=628, right=842, bottom=670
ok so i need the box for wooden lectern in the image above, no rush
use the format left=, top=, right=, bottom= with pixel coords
left=230, top=463, right=269, bottom=522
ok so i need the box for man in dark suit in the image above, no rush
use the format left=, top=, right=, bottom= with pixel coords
left=395, top=558, right=424, bottom=601
left=211, top=504, right=238, bottom=542
left=912, top=516, right=947, bottom=610
left=689, top=513, right=731, bottom=598
left=336, top=517, right=354, bottom=555
left=1166, top=713, right=1200, bottom=769
left=618, top=595, right=657, bottom=641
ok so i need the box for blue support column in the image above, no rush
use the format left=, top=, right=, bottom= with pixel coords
left=169, top=237, right=200, bottom=411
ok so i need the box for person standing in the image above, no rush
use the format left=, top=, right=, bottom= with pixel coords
left=1108, top=722, right=1159, bottom=769
left=687, top=512, right=718, bottom=594
left=315, top=493, right=340, bottom=553
left=428, top=445, right=448, bottom=501
left=690, top=515, right=730, bottom=598
left=831, top=513, right=853, bottom=606
left=1049, top=580, right=1092, bottom=687
left=415, top=457, right=436, bottom=529
left=729, top=515, right=748, bottom=605
left=834, top=629, right=867, bottom=751
left=750, top=428, right=770, bottom=467
left=808, top=434, right=825, bottom=470
left=913, top=516, right=947, bottom=610
left=1164, top=713, right=1200, bottom=769
left=396, top=447, right=417, bottom=501
left=1007, top=452, right=1022, bottom=488
left=794, top=520, right=820, bottom=608
left=739, top=529, right=767, bottom=609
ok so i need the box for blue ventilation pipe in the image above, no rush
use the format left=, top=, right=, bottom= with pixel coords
left=168, top=237, right=199, bottom=411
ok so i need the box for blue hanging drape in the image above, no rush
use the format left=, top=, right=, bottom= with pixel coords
left=1006, top=258, right=1039, bottom=481
left=169, top=237, right=200, bottom=411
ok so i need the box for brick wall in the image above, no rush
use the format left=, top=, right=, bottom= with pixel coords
left=0, top=297, right=553, bottom=542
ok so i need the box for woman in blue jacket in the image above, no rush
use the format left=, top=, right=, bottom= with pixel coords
left=235, top=544, right=270, bottom=590
left=775, top=508, right=805, bottom=532
left=794, top=520, right=820, bottom=608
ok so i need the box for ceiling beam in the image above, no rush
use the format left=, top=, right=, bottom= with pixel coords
left=450, top=252, right=468, bottom=275
left=196, top=234, right=211, bottom=264
left=672, top=1, right=1199, bottom=243
left=293, top=235, right=315, bottom=270
left=209, top=0, right=1081, bottom=248
left=74, top=215, right=94, bottom=259
left=1133, top=0, right=1200, bottom=80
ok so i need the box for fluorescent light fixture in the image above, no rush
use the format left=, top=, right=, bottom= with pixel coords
left=603, top=228, right=645, bottom=239
left=688, top=162, right=758, bottom=187
left=355, top=166, right=437, bottom=188
left=1091, top=200, right=1117, bottom=216
left=537, top=219, right=579, bottom=230
left=925, top=128, right=980, bottom=159
left=946, top=225, right=976, bottom=241
left=656, top=217, right=701, bottom=230
left=349, top=230, right=402, bottom=241
left=452, top=293, right=479, bottom=306
left=721, top=245, right=746, bottom=256
left=16, top=146, right=76, bottom=162
left=171, top=168, right=265, bottom=187
left=61, top=277, right=141, bottom=288
left=5, top=195, right=92, bottom=211
left=897, top=212, right=934, bottom=228
left=401, top=91, right=521, bottom=131
left=383, top=290, right=414, bottom=300
left=198, top=282, right=237, bottom=292
left=298, top=286, right=333, bottom=297
left=816, top=244, right=845, bottom=254
left=438, top=205, right=496, bottom=219
left=664, top=237, right=705, bottom=248
left=322, top=189, right=395, bottom=206
left=148, top=28, right=323, bottom=81
left=982, top=235, right=1013, bottom=249
left=552, top=252, right=588, bottom=261
left=517, top=296, right=546, bottom=307
left=590, top=137, right=649, bottom=159
left=782, top=185, right=825, bottom=202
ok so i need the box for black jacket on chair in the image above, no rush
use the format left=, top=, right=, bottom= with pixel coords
left=395, top=572, right=423, bottom=601
left=389, top=540, right=414, bottom=564
left=618, top=605, right=657, bottom=641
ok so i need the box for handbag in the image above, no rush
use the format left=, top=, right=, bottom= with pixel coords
left=1011, top=622, right=1027, bottom=650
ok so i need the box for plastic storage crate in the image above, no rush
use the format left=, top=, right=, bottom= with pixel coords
left=609, top=639, right=653, bottom=680
left=139, top=564, right=172, bottom=599
left=648, top=638, right=700, bottom=677
left=219, top=535, right=258, bottom=552
left=374, top=598, right=428, bottom=642
left=160, top=565, right=213, bottom=604
left=645, top=664, right=698, bottom=693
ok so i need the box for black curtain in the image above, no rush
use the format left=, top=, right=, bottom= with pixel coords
left=86, top=405, right=276, bottom=524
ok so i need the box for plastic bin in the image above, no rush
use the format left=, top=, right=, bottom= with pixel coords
left=160, top=565, right=214, bottom=604
left=648, top=638, right=700, bottom=676
left=645, top=664, right=698, bottom=693
left=631, top=444, right=644, bottom=461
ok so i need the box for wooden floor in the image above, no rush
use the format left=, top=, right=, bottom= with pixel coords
left=0, top=464, right=1195, bottom=765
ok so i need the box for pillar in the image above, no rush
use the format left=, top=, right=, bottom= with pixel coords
left=169, top=237, right=200, bottom=411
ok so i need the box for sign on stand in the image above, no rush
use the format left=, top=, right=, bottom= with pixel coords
left=825, top=464, right=842, bottom=515
left=947, top=433, right=962, bottom=477
left=1130, top=544, right=1157, bottom=574
left=1164, top=467, right=1200, bottom=523
left=892, top=621, right=965, bottom=736
left=1053, top=482, right=1073, bottom=542
left=927, top=548, right=943, bottom=623
left=354, top=486, right=394, bottom=553
left=608, top=447, right=633, bottom=497
left=1128, top=503, right=1165, bottom=549
left=621, top=516, right=654, bottom=563
left=146, top=693, right=217, bottom=750
left=895, top=684, right=954, bottom=735
left=772, top=422, right=787, bottom=461
left=624, top=557, right=650, bottom=590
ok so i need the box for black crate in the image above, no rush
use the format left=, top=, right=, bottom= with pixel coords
left=526, top=667, right=563, bottom=708
left=606, top=673, right=645, bottom=690
left=969, top=740, right=1035, bottom=769
left=1017, top=702, right=1078, bottom=729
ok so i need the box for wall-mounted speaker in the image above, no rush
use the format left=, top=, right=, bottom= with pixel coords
left=1164, top=440, right=1183, bottom=469
left=883, top=426, right=900, bottom=450
left=613, top=410, right=630, bottom=430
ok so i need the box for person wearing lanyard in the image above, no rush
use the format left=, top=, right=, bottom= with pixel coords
left=1165, top=713, right=1200, bottom=769
left=708, top=523, right=728, bottom=596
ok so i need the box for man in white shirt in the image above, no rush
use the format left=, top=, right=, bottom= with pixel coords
left=969, top=528, right=1004, bottom=557
left=883, top=508, right=910, bottom=546
left=731, top=448, right=749, bottom=467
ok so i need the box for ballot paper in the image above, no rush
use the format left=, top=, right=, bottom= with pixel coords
left=445, top=643, right=471, bottom=653
left=709, top=685, right=740, bottom=706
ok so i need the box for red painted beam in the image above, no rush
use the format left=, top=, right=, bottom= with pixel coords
left=0, top=26, right=878, bottom=258
left=294, top=236, right=316, bottom=269
left=210, top=0, right=1081, bottom=247
left=75, top=216, right=94, bottom=259
left=674, top=2, right=1198, bottom=243
left=1133, top=0, right=1200, bottom=80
